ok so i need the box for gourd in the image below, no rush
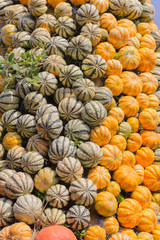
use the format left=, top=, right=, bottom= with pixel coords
left=108, top=107, right=124, bottom=124
left=105, top=75, right=123, bottom=96
left=117, top=19, right=137, bottom=37
left=139, top=108, right=159, bottom=130
left=102, top=116, right=118, bottom=137
left=12, top=31, right=30, bottom=48
left=127, top=133, right=142, bottom=152
left=76, top=141, right=103, bottom=168
left=104, top=217, right=119, bottom=235
left=27, top=134, right=49, bottom=157
left=66, top=205, right=90, bottom=230
left=121, top=229, right=137, bottom=239
left=148, top=94, right=159, bottom=110
left=47, top=36, right=68, bottom=57
left=148, top=202, right=159, bottom=216
left=88, top=166, right=111, bottom=189
left=16, top=79, right=33, bottom=99
left=6, top=146, right=25, bottom=170
left=69, top=178, right=97, bottom=207
left=46, top=184, right=70, bottom=208
left=36, top=14, right=56, bottom=34
left=108, top=27, right=130, bottom=50
left=2, top=132, right=22, bottom=151
left=17, top=13, right=35, bottom=33
left=1, top=24, right=18, bottom=46
left=126, top=0, right=143, bottom=20
left=118, top=96, right=139, bottom=117
left=140, top=3, right=155, bottom=22
left=1, top=110, right=21, bottom=132
left=0, top=198, right=14, bottom=227
left=127, top=36, right=140, bottom=49
left=141, top=131, right=160, bottom=150
left=140, top=34, right=156, bottom=51
left=121, top=151, right=135, bottom=168
left=0, top=0, right=13, bottom=22
left=137, top=209, right=156, bottom=233
left=35, top=104, right=59, bottom=121
left=127, top=117, right=139, bottom=133
left=55, top=17, right=76, bottom=39
left=90, top=0, right=109, bottom=13
left=13, top=194, right=43, bottom=225
left=152, top=193, right=160, bottom=206
left=143, top=165, right=160, bottom=191
left=28, top=0, right=47, bottom=17
left=90, top=125, right=111, bottom=146
left=138, top=47, right=157, bottom=72
left=118, top=121, right=132, bottom=138
left=138, top=232, right=154, bottom=240
left=34, top=167, right=58, bottom=193
left=0, top=144, right=5, bottom=160
left=84, top=225, right=106, bottom=240
left=5, top=172, right=34, bottom=199
left=21, top=151, right=44, bottom=174
left=140, top=72, right=158, bottom=94
left=135, top=147, right=154, bottom=168
left=106, top=181, right=121, bottom=197
left=136, top=93, right=150, bottom=109
left=5, top=4, right=27, bottom=26
left=0, top=89, right=19, bottom=113
left=75, top=4, right=99, bottom=26
left=110, top=134, right=126, bottom=152
left=95, top=42, right=116, bottom=62
left=80, top=23, right=101, bottom=47
left=152, top=225, right=160, bottom=240
left=16, top=114, right=36, bottom=138
left=43, top=54, right=66, bottom=76
left=0, top=169, right=16, bottom=196
left=54, top=87, right=73, bottom=105
left=93, top=87, right=113, bottom=108
left=54, top=2, right=72, bottom=18
left=100, top=13, right=117, bottom=32
left=134, top=164, right=144, bottom=185
left=95, top=191, right=117, bottom=217
left=40, top=208, right=66, bottom=227
left=131, top=186, right=151, bottom=210
left=30, top=28, right=51, bottom=48
left=109, top=0, right=131, bottom=18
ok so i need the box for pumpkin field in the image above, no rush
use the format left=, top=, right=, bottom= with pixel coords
left=0, top=0, right=160, bottom=239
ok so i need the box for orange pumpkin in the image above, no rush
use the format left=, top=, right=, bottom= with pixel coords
left=104, top=217, right=119, bottom=235
left=84, top=225, right=106, bottom=240
left=120, top=71, right=142, bottom=96
left=121, top=151, right=136, bottom=168
left=127, top=133, right=142, bottom=153
left=109, top=233, right=130, bottom=240
left=149, top=22, right=158, bottom=31
left=121, top=229, right=137, bottom=239
left=100, top=144, right=122, bottom=171
left=134, top=164, right=144, bottom=184
left=90, top=126, right=111, bottom=146
left=136, top=33, right=142, bottom=41
left=148, top=95, right=159, bottom=110
left=104, top=75, right=123, bottom=96
left=152, top=224, right=160, bottom=240
left=108, top=107, right=124, bottom=124
left=113, top=165, right=140, bottom=192
left=110, top=135, right=126, bottom=152
left=117, top=19, right=137, bottom=38
left=106, top=181, right=121, bottom=197
left=148, top=202, right=159, bottom=215
left=102, top=116, right=118, bottom=137
left=136, top=93, right=150, bottom=109
left=69, top=0, right=89, bottom=5
left=137, top=209, right=157, bottom=233
left=118, top=46, right=141, bottom=70
left=20, top=0, right=31, bottom=6
left=138, top=232, right=154, bottom=240
left=117, top=198, right=142, bottom=228
left=100, top=13, right=117, bottom=32
left=131, top=186, right=152, bottom=210
left=135, top=147, right=154, bottom=168
left=95, top=42, right=116, bottom=62
left=141, top=130, right=160, bottom=150
left=105, top=59, right=123, bottom=76
left=127, top=117, right=140, bottom=133
left=118, top=96, right=139, bottom=118
left=139, top=72, right=158, bottom=95
left=108, top=27, right=130, bottom=49
left=127, top=37, right=140, bottom=49
left=88, top=166, right=111, bottom=189
left=137, top=23, right=151, bottom=36
left=152, top=193, right=160, bottom=207
left=90, top=0, right=109, bottom=13
left=140, top=34, right=156, bottom=51
left=48, top=0, right=67, bottom=7
left=139, top=108, right=159, bottom=130
left=143, top=165, right=160, bottom=191
left=2, top=132, right=22, bottom=151
left=138, top=47, right=157, bottom=72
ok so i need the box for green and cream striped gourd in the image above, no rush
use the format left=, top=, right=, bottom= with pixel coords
left=43, top=54, right=66, bottom=76
left=16, top=79, right=33, bottom=99
left=1, top=110, right=21, bottom=132
left=0, top=0, right=13, bottom=22
left=40, top=208, right=66, bottom=227
left=0, top=90, right=19, bottom=113
left=21, top=151, right=44, bottom=174
left=55, top=16, right=76, bottom=39
left=36, top=14, right=56, bottom=33
left=30, top=28, right=51, bottom=48
left=94, top=87, right=113, bottom=108
left=54, top=87, right=74, bottom=105
left=4, top=4, right=28, bottom=26
left=35, top=104, right=59, bottom=121
left=28, top=0, right=47, bottom=17
left=140, top=3, right=155, bottom=23
left=0, top=198, right=14, bottom=227
left=12, top=31, right=30, bottom=48
left=0, top=144, right=5, bottom=160
left=6, top=146, right=25, bottom=170
left=17, top=13, right=36, bottom=33
left=27, top=134, right=49, bottom=157
left=0, top=169, right=16, bottom=196
left=47, top=36, right=68, bottom=57
left=9, top=47, right=25, bottom=62
left=73, top=78, right=95, bottom=102
left=16, top=114, right=36, bottom=138
left=75, top=4, right=99, bottom=26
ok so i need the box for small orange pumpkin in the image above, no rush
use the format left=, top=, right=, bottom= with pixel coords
left=105, top=75, right=123, bottom=96
left=143, top=165, right=160, bottom=191
left=104, top=217, right=119, bottom=235
left=137, top=22, right=151, bottom=36
left=148, top=94, right=159, bottom=110
left=100, top=13, right=117, bottom=32
left=137, top=209, right=157, bottom=233
left=148, top=202, right=159, bottom=215
left=108, top=107, right=124, bottom=124
left=127, top=117, right=140, bottom=133
left=110, top=135, right=126, bottom=152
left=121, top=229, right=137, bottom=239
left=141, top=130, right=160, bottom=150
left=20, top=0, right=31, bottom=6
left=2, top=132, right=22, bottom=151
left=118, top=96, right=139, bottom=118
left=136, top=32, right=142, bottom=41
left=84, top=225, right=106, bottom=240
left=69, top=0, right=89, bottom=5
left=117, top=19, right=137, bottom=37
left=48, top=0, right=67, bottom=7
left=138, top=47, right=157, bottom=72
left=106, top=181, right=121, bottom=197
left=95, top=42, right=116, bottom=62
left=149, top=22, right=158, bottom=30
left=139, top=72, right=158, bottom=95
left=127, top=133, right=142, bottom=153
left=109, top=233, right=130, bottom=240
left=131, top=186, right=152, bottom=210
left=135, top=147, right=154, bottom=167
left=139, top=108, right=159, bottom=130
left=121, top=151, right=136, bottom=168
left=88, top=166, right=111, bottom=189
left=134, top=164, right=144, bottom=184
left=138, top=232, right=154, bottom=240
left=108, top=27, right=130, bottom=49
left=140, top=34, right=156, bottom=51
left=90, top=126, right=111, bottom=147
left=127, top=37, right=140, bottom=49
left=105, top=59, right=123, bottom=76
left=102, top=116, right=118, bottom=137
left=136, top=93, right=150, bottom=109
left=152, top=193, right=160, bottom=207
left=152, top=224, right=160, bottom=240
left=90, top=0, right=109, bottom=13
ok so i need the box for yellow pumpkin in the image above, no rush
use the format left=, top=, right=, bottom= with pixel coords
left=127, top=133, right=142, bottom=153
left=109, top=233, right=130, bottom=240
left=88, top=166, right=111, bottom=189
left=136, top=93, right=150, bottom=109
left=127, top=37, right=140, bottom=50
left=135, top=147, right=155, bottom=168
left=105, top=59, right=123, bottom=76
left=2, top=132, right=22, bottom=151
left=84, top=225, right=106, bottom=240
left=138, top=232, right=153, bottom=240
left=143, top=165, right=160, bottom=191
left=106, top=181, right=121, bottom=197
left=152, top=193, right=160, bottom=207
left=127, top=117, right=140, bottom=133
left=121, top=229, right=137, bottom=239
left=134, top=164, right=144, bottom=184
left=148, top=202, right=159, bottom=216
left=139, top=72, right=158, bottom=95
left=110, top=135, right=126, bottom=152
left=131, top=186, right=152, bottom=210
left=137, top=209, right=157, bottom=233
left=152, top=224, right=160, bottom=240
left=104, top=75, right=123, bottom=96
left=139, top=108, right=159, bottom=130
left=137, top=22, right=151, bottom=36
left=108, top=27, right=130, bottom=50
left=148, top=94, right=159, bottom=110
left=104, top=217, right=119, bottom=235
left=117, top=19, right=137, bottom=37
left=140, top=130, right=160, bottom=150
left=121, top=151, right=136, bottom=168
left=140, top=34, right=156, bottom=51
left=1, top=24, right=18, bottom=46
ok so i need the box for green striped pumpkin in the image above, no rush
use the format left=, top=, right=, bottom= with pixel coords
left=81, top=101, right=107, bottom=127
left=4, top=4, right=28, bottom=26
left=16, top=114, right=36, bottom=138
left=54, top=2, right=72, bottom=19
left=6, top=146, right=25, bottom=170
left=0, top=90, right=20, bottom=113
left=126, top=0, right=142, bottom=20
left=64, top=119, right=90, bottom=141
left=59, top=64, right=83, bottom=88
left=67, top=35, right=92, bottom=60
left=0, top=198, right=14, bottom=227
left=43, top=54, right=66, bottom=76
left=17, top=13, right=36, bottom=33
left=54, top=87, right=74, bottom=105
left=33, top=72, right=58, bottom=96
left=0, top=161, right=7, bottom=171
left=76, top=141, right=103, bottom=168
left=46, top=184, right=70, bottom=208
left=30, top=28, right=51, bottom=48
left=0, top=121, right=3, bottom=139
left=151, top=30, right=160, bottom=51
left=21, top=151, right=44, bottom=174
left=58, top=97, right=83, bottom=121
left=69, top=178, right=97, bottom=206
left=5, top=172, right=34, bottom=199
left=0, top=169, right=16, bottom=196
left=27, top=134, right=49, bottom=157
left=66, top=205, right=90, bottom=230
left=56, top=157, right=84, bottom=183
left=16, top=79, right=33, bottom=99
left=140, top=3, right=155, bottom=23
left=82, top=54, right=107, bottom=79
left=36, top=104, right=59, bottom=121
left=12, top=31, right=31, bottom=48
left=94, top=87, right=113, bottom=108
left=76, top=4, right=99, bottom=26
left=0, top=144, right=5, bottom=160
left=47, top=36, right=68, bottom=57
left=9, top=47, right=25, bottom=62
left=1, top=110, right=21, bottom=132
left=55, top=16, right=76, bottom=39
left=40, top=208, right=66, bottom=227
left=28, top=0, right=47, bottom=17
left=80, top=23, right=101, bottom=47
left=72, top=78, right=95, bottom=102
left=23, top=92, right=47, bottom=115
left=109, top=0, right=132, bottom=18
left=36, top=114, right=63, bottom=140
left=29, top=47, right=45, bottom=57
left=48, top=136, right=76, bottom=164
left=36, top=14, right=56, bottom=33
left=0, top=0, right=13, bottom=21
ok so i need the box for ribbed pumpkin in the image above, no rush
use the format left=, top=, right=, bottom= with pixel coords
left=36, top=14, right=56, bottom=34
left=27, top=134, right=49, bottom=157
left=12, top=31, right=30, bottom=48
left=137, top=22, right=151, bottom=36
left=0, top=144, right=5, bottom=160
left=0, top=89, right=19, bottom=113
left=121, top=229, right=137, bottom=239
left=139, top=72, right=158, bottom=94
left=0, top=0, right=13, bottom=21
left=104, top=217, right=119, bottom=235
left=140, top=3, right=155, bottom=22
left=35, top=104, right=59, bottom=121
left=118, top=121, right=132, bottom=138
left=109, top=0, right=131, bottom=17
left=105, top=75, right=123, bottom=96
left=108, top=27, right=130, bottom=50
left=152, top=225, right=160, bottom=240
left=117, top=198, right=142, bottom=228
left=93, top=87, right=113, bottom=108
left=131, top=186, right=151, bottom=210
left=138, top=47, right=157, bottom=72
left=102, top=116, right=119, bottom=137
left=75, top=4, right=99, bottom=26
left=143, top=165, right=160, bottom=191
left=148, top=202, right=159, bottom=216
left=137, top=209, right=156, bottom=233
left=1, top=110, right=21, bottom=132
left=105, top=59, right=123, bottom=76
left=95, top=42, right=116, bottom=62
left=28, top=0, right=47, bottom=17
left=66, top=205, right=90, bottom=230
left=121, top=151, right=135, bottom=168
left=16, top=114, right=36, bottom=138
left=46, top=184, right=69, bottom=208
left=54, top=2, right=72, bottom=18
left=5, top=4, right=27, bottom=26
left=16, top=79, right=33, bottom=99
left=90, top=0, right=109, bottom=13
left=109, top=233, right=129, bottom=240
left=135, top=147, right=154, bottom=168
left=21, top=151, right=44, bottom=174
left=30, top=28, right=51, bottom=48
left=1, top=24, right=18, bottom=46
left=0, top=169, right=16, bottom=196
left=2, top=132, right=22, bottom=151
left=48, top=0, right=67, bottom=8
left=17, top=13, right=35, bottom=33
left=106, top=181, right=121, bottom=197
left=40, top=208, right=66, bottom=227
left=118, top=96, right=139, bottom=117
left=110, top=135, right=126, bottom=152
left=138, top=232, right=153, bottom=240
left=117, top=19, right=137, bottom=37
left=43, top=54, right=66, bottom=76
left=127, top=133, right=142, bottom=152
left=139, top=108, right=159, bottom=130
left=90, top=125, right=111, bottom=146
left=55, top=16, right=76, bottom=39
left=100, top=13, right=117, bottom=32
left=141, top=131, right=160, bottom=150
left=140, top=34, right=156, bottom=51
left=80, top=23, right=101, bottom=47
left=148, top=94, right=159, bottom=110
left=95, top=191, right=117, bottom=217
left=47, top=36, right=68, bottom=57
left=0, top=198, right=14, bottom=227
left=54, top=87, right=73, bottom=105
left=127, top=0, right=143, bottom=20
left=84, top=225, right=106, bottom=240
left=127, top=36, right=140, bottom=49
left=108, top=107, right=124, bottom=124
left=134, top=164, right=144, bottom=185
left=88, top=166, right=111, bottom=189
left=6, top=146, right=25, bottom=170
left=136, top=93, right=150, bottom=109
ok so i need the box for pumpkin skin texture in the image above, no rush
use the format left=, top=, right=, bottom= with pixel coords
left=80, top=23, right=101, bottom=47
left=21, top=151, right=44, bottom=174
left=137, top=209, right=156, bottom=233
left=127, top=117, right=139, bottom=133
left=152, top=225, right=160, bottom=240
left=138, top=232, right=153, bottom=240
left=0, top=89, right=20, bottom=113
left=108, top=27, right=130, bottom=50
left=138, top=47, right=157, bottom=72
left=113, top=165, right=140, bottom=192
left=108, top=107, right=124, bottom=124
left=137, top=23, right=151, bottom=36
left=0, top=198, right=14, bottom=227
left=134, top=164, right=144, bottom=185
left=136, top=93, right=149, bottom=109
left=118, top=96, right=139, bottom=118
left=143, top=165, right=160, bottom=191
left=117, top=19, right=137, bottom=38
left=127, top=36, right=140, bottom=50
left=28, top=0, right=47, bottom=17
left=121, top=151, right=136, bottom=168
left=55, top=17, right=76, bottom=39
left=139, top=108, right=159, bottom=130
left=135, top=147, right=154, bottom=168
left=27, top=134, right=49, bottom=157
left=35, top=225, right=77, bottom=240
left=140, top=34, right=156, bottom=51
left=90, top=126, right=111, bottom=146
left=117, top=198, right=142, bottom=228
left=121, top=229, right=137, bottom=239
left=6, top=146, right=25, bottom=170
left=95, top=191, right=117, bottom=217
left=75, top=4, right=99, bottom=26
left=152, top=193, right=160, bottom=207
left=139, top=72, right=158, bottom=95
left=105, top=59, right=123, bottom=76
left=105, top=75, right=123, bottom=96
left=90, top=0, right=109, bottom=13
left=106, top=181, right=121, bottom=197
left=102, top=116, right=119, bottom=137
left=43, top=54, right=66, bottom=76
left=100, top=13, right=117, bottom=32
left=88, top=166, right=111, bottom=189
left=127, top=133, right=142, bottom=153
left=2, top=132, right=22, bottom=151
left=104, top=217, right=119, bottom=235
left=1, top=24, right=18, bottom=46
left=131, top=186, right=152, bottom=210
left=0, top=170, right=16, bottom=197
left=141, top=131, right=160, bottom=150
left=54, top=2, right=72, bottom=18
left=95, top=42, right=116, bottom=62
left=48, top=0, right=66, bottom=8
left=110, top=135, right=126, bottom=152
left=84, top=225, right=106, bottom=240
left=148, top=95, right=159, bottom=110
left=73, top=78, right=95, bottom=102
left=109, top=233, right=130, bottom=240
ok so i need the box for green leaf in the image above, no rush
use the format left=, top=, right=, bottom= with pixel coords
left=8, top=53, right=15, bottom=62
left=117, top=194, right=124, bottom=203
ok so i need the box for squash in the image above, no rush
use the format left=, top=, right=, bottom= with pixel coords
left=121, top=229, right=137, bottom=239
left=152, top=225, right=160, bottom=240
left=131, top=186, right=152, bottom=210
left=105, top=59, right=123, bottom=76
left=126, top=0, right=143, bottom=20
left=95, top=191, right=117, bottom=217
left=121, top=151, right=135, bottom=168
left=90, top=0, right=109, bottom=13
left=104, top=217, right=119, bottom=235
left=118, top=121, right=132, bottom=138
left=30, top=28, right=51, bottom=48
left=1, top=110, right=21, bottom=132
left=3, top=132, right=22, bottom=151
left=137, top=22, right=151, bottom=36
left=95, top=42, right=116, bottom=62
left=0, top=169, right=16, bottom=196
left=143, top=165, right=160, bottom=191
left=36, top=14, right=56, bottom=34
left=141, top=131, right=160, bottom=150
left=12, top=31, right=30, bottom=48
left=127, top=36, right=140, bottom=49
left=40, top=208, right=66, bottom=227
left=137, top=209, right=156, bottom=233
left=0, top=144, right=5, bottom=160
left=54, top=2, right=72, bottom=18
left=140, top=34, right=156, bottom=51
left=13, top=194, right=43, bottom=225
left=118, top=96, right=139, bottom=118
left=138, top=47, right=157, bottom=72
left=17, top=13, right=35, bottom=33
left=127, top=133, right=142, bottom=152
left=5, top=4, right=27, bottom=26
left=46, top=184, right=69, bottom=208
left=84, top=225, right=106, bottom=240
left=121, top=71, right=142, bottom=96
left=117, top=198, right=142, bottom=228
left=35, top=104, right=59, bottom=121
left=0, top=0, right=13, bottom=21
left=43, top=54, right=66, bottom=76
left=0, top=89, right=19, bottom=113
left=21, top=151, right=44, bottom=174
left=80, top=23, right=101, bottom=47
left=110, top=135, right=126, bottom=152
left=139, top=72, right=158, bottom=95
left=100, top=144, right=122, bottom=171
left=152, top=193, right=160, bottom=207
left=94, top=87, right=113, bottom=108
left=108, top=107, right=124, bottom=124
left=100, top=13, right=117, bottom=32
left=106, top=181, right=121, bottom=197
left=90, top=125, right=111, bottom=146
left=6, top=146, right=25, bottom=170
left=134, top=164, right=144, bottom=184
left=136, top=93, right=149, bottom=109
left=148, top=94, right=159, bottom=110
left=55, top=16, right=76, bottom=39
left=135, top=147, right=154, bottom=168
left=54, top=87, right=73, bottom=105
left=16, top=114, right=36, bottom=138
left=69, top=178, right=97, bottom=207
left=117, top=19, right=137, bottom=38
left=154, top=149, right=160, bottom=162
left=109, top=0, right=131, bottom=18
left=88, top=166, right=111, bottom=189
left=64, top=119, right=90, bottom=141
left=138, top=232, right=153, bottom=240
left=102, top=116, right=118, bottom=137
left=16, top=79, right=33, bottom=99
left=75, top=4, right=99, bottom=26
left=66, top=205, right=90, bottom=230
left=139, top=108, right=159, bottom=130
left=27, top=134, right=49, bottom=157
left=113, top=165, right=140, bottom=192
left=127, top=117, right=139, bottom=133
left=28, top=0, right=47, bottom=17
left=148, top=202, right=159, bottom=216
left=1, top=24, right=18, bottom=46
left=47, top=36, right=68, bottom=57
left=118, top=46, right=141, bottom=71
left=0, top=198, right=14, bottom=227
left=140, top=3, right=155, bottom=23
left=104, top=75, right=123, bottom=97
left=108, top=27, right=130, bottom=50
left=151, top=30, right=160, bottom=51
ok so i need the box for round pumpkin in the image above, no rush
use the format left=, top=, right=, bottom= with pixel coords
left=6, top=146, right=25, bottom=170
left=137, top=209, right=157, bottom=233
left=100, top=13, right=117, bottom=32
left=117, top=19, right=137, bottom=38
left=134, top=164, right=144, bottom=184
left=141, top=130, right=160, bottom=150
left=88, top=166, right=111, bottom=189
left=84, top=225, right=106, bottom=240
left=18, top=13, right=35, bottom=33
left=135, top=147, right=154, bottom=168
left=108, top=27, right=130, bottom=49
left=1, top=24, right=18, bottom=46
left=95, top=42, right=116, bottom=62
left=138, top=47, right=157, bottom=72
left=105, top=75, right=123, bottom=96
left=138, top=232, right=153, bottom=240
left=28, top=0, right=47, bottom=17
left=36, top=14, right=56, bottom=34
left=43, top=54, right=66, bottom=76
left=152, top=225, right=160, bottom=240
left=75, top=4, right=99, bottom=26
left=136, top=93, right=150, bottom=109
left=127, top=133, right=142, bottom=152
left=121, top=151, right=135, bottom=168
left=118, top=96, right=139, bottom=118
left=0, top=89, right=19, bottom=113
left=0, top=198, right=14, bottom=227
left=127, top=117, right=139, bottom=133
left=47, top=36, right=69, bottom=57
left=121, top=71, right=142, bottom=96
left=54, top=2, right=72, bottom=18
left=55, top=16, right=76, bottom=39
left=104, top=217, right=119, bottom=235
left=35, top=104, right=59, bottom=121
left=27, top=134, right=49, bottom=157
left=80, top=23, right=101, bottom=47
left=90, top=125, right=111, bottom=146
left=108, top=107, right=124, bottom=124
left=30, top=28, right=51, bottom=48
left=148, top=94, right=159, bottom=110
left=152, top=193, right=160, bottom=207
left=90, top=0, right=109, bottom=13
left=105, top=59, right=123, bottom=76
left=106, top=181, right=121, bottom=197
left=140, top=34, right=156, bottom=51
left=110, top=135, right=126, bottom=152
left=54, top=87, right=73, bottom=105
left=143, top=165, right=160, bottom=191
left=148, top=202, right=159, bottom=216
left=40, top=208, right=66, bottom=227
left=139, top=108, right=159, bottom=130
left=2, top=132, right=22, bottom=151
left=1, top=110, right=21, bottom=132
left=0, top=169, right=16, bottom=197
left=127, top=36, right=140, bottom=49
left=139, top=72, right=158, bottom=95
left=131, top=186, right=152, bottom=210
left=102, top=116, right=119, bottom=137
